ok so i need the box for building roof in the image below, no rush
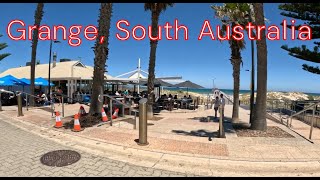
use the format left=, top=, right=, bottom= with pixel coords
left=128, top=71, right=146, bottom=79
left=0, top=61, right=113, bottom=80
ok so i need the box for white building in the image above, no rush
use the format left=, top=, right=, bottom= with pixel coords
left=0, top=59, right=113, bottom=100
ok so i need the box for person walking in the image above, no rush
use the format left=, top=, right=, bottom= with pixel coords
left=214, top=96, right=220, bottom=119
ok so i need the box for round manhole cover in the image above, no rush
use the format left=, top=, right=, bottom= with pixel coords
left=40, top=150, right=81, bottom=167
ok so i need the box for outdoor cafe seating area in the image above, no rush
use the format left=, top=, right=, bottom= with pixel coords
left=155, top=94, right=200, bottom=111
left=101, top=90, right=200, bottom=114
left=99, top=90, right=200, bottom=117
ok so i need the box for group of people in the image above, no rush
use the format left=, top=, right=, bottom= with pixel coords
left=35, top=91, right=48, bottom=106
left=34, top=87, right=64, bottom=106
left=213, top=94, right=225, bottom=119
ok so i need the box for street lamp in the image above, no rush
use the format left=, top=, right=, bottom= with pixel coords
left=212, top=78, right=216, bottom=89
left=245, top=13, right=255, bottom=124
left=48, top=40, right=61, bottom=102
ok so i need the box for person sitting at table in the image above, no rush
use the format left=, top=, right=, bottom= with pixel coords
left=41, top=93, right=49, bottom=106
left=162, top=94, right=168, bottom=100
left=115, top=91, right=120, bottom=96
left=181, top=95, right=188, bottom=109
left=123, top=89, right=129, bottom=96
left=173, top=95, right=178, bottom=99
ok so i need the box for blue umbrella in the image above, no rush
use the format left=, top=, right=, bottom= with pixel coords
left=18, top=77, right=53, bottom=86
left=20, top=78, right=30, bottom=85
left=35, top=77, right=53, bottom=86
left=0, top=75, right=27, bottom=86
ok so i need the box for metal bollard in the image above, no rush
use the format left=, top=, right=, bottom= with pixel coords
left=218, top=105, right=225, bottom=138
left=0, top=93, right=2, bottom=111
left=122, top=105, right=125, bottom=117
left=138, top=98, right=148, bottom=145
left=26, top=94, right=28, bottom=111
left=62, top=97, right=64, bottom=117
left=50, top=94, right=54, bottom=118
left=109, top=99, right=113, bottom=126
left=309, top=106, right=316, bottom=139
left=17, top=93, right=24, bottom=117
left=134, top=111, right=137, bottom=130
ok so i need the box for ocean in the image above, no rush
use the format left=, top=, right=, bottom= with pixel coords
left=162, top=87, right=320, bottom=96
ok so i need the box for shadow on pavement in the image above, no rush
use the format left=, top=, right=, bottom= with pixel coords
left=171, top=129, right=219, bottom=141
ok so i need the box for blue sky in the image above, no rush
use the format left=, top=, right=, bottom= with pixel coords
left=0, top=3, right=319, bottom=93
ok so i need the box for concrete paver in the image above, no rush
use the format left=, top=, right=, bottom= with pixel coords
left=0, top=117, right=190, bottom=177
left=1, top=102, right=320, bottom=176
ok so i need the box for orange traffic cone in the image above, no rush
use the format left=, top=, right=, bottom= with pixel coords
left=112, top=108, right=119, bottom=119
left=54, top=111, right=63, bottom=128
left=78, top=106, right=86, bottom=117
left=101, top=108, right=108, bottom=122
left=72, top=114, right=82, bottom=132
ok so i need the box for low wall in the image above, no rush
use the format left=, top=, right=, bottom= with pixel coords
left=296, top=114, right=320, bottom=128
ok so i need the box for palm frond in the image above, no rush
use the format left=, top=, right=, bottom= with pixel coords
left=144, top=3, right=174, bottom=13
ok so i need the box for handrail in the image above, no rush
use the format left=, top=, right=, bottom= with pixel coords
left=98, top=94, right=138, bottom=112
left=218, top=90, right=233, bottom=104
left=289, top=101, right=320, bottom=119
left=17, top=91, right=51, bottom=103
left=0, top=89, right=14, bottom=95
left=16, top=91, right=55, bottom=115
left=52, top=92, right=90, bottom=107
left=98, top=94, right=139, bottom=129
left=293, top=103, right=320, bottom=114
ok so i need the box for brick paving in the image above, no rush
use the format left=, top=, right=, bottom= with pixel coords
left=81, top=128, right=228, bottom=157
left=2, top=103, right=320, bottom=162
left=0, top=116, right=194, bottom=177
left=1, top=103, right=320, bottom=176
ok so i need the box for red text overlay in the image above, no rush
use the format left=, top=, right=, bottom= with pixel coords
left=6, top=19, right=312, bottom=47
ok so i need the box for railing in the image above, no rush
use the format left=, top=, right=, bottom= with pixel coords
left=288, top=101, right=320, bottom=139
left=0, top=89, right=15, bottom=111
left=218, top=91, right=233, bottom=105
left=241, top=98, right=320, bottom=139
left=98, top=94, right=139, bottom=129
left=15, top=91, right=59, bottom=117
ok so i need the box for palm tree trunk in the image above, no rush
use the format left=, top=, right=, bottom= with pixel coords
left=30, top=3, right=44, bottom=107
left=232, top=58, right=241, bottom=123
left=251, top=3, right=268, bottom=131
left=230, top=35, right=241, bottom=123
left=147, top=11, right=160, bottom=119
left=89, top=3, right=113, bottom=115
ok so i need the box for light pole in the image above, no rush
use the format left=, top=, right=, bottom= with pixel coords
left=212, top=78, right=216, bottom=89
left=48, top=40, right=61, bottom=102
left=245, top=13, right=255, bottom=124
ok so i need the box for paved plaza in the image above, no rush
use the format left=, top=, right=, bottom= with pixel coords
left=0, top=103, right=320, bottom=176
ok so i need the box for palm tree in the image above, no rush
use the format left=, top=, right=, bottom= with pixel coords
left=212, top=3, right=250, bottom=123
left=251, top=3, right=268, bottom=131
left=30, top=3, right=44, bottom=107
left=144, top=3, right=174, bottom=119
left=89, top=3, right=113, bottom=115
left=0, top=34, right=11, bottom=61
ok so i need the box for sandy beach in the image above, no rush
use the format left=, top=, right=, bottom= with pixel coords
left=161, top=89, right=320, bottom=103
left=239, top=91, right=320, bottom=102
